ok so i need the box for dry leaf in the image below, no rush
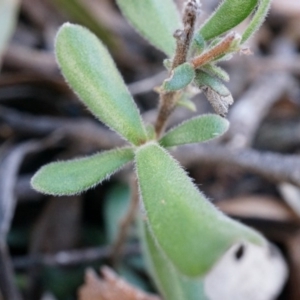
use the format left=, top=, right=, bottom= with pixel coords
left=78, top=266, right=160, bottom=300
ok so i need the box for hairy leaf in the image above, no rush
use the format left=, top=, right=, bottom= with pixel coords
left=140, top=220, right=207, bottom=300
left=160, top=114, right=229, bottom=147
left=191, top=33, right=206, bottom=56
left=0, top=0, right=19, bottom=67
left=199, top=0, right=258, bottom=41
left=116, top=0, right=181, bottom=56
left=55, top=23, right=147, bottom=145
left=242, top=0, right=271, bottom=43
left=201, top=64, right=230, bottom=82
left=31, top=147, right=134, bottom=196
left=177, top=98, right=197, bottom=112
left=135, top=142, right=266, bottom=277
left=162, top=63, right=195, bottom=92
left=194, top=70, right=230, bottom=97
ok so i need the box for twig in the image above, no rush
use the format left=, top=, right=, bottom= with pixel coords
left=154, top=0, right=200, bottom=137
left=0, top=105, right=123, bottom=150
left=191, top=32, right=236, bottom=68
left=172, top=0, right=200, bottom=69
left=226, top=72, right=294, bottom=148
left=110, top=177, right=139, bottom=266
left=3, top=44, right=58, bottom=76
left=128, top=71, right=167, bottom=95
left=0, top=140, right=57, bottom=240
left=174, top=144, right=300, bottom=188
left=13, top=244, right=140, bottom=269
left=249, top=55, right=300, bottom=76
left=0, top=137, right=63, bottom=299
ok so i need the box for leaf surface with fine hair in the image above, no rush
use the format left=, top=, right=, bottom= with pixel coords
left=116, top=0, right=181, bottom=56
left=140, top=220, right=207, bottom=300
left=160, top=114, right=229, bottom=147
left=241, top=0, right=271, bottom=43
left=194, top=70, right=230, bottom=96
left=199, top=0, right=258, bottom=41
left=31, top=147, right=134, bottom=196
left=162, top=63, right=195, bottom=92
left=55, top=23, right=147, bottom=145
left=135, top=142, right=266, bottom=277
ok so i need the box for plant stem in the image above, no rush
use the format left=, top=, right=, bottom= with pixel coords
left=191, top=32, right=236, bottom=68
left=110, top=177, right=139, bottom=266
left=154, top=0, right=200, bottom=138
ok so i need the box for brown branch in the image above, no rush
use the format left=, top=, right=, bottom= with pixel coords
left=191, top=32, right=236, bottom=68
left=154, top=91, right=178, bottom=138
left=172, top=0, right=200, bottom=69
left=154, top=0, right=200, bottom=138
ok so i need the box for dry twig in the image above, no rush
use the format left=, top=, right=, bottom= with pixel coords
left=79, top=267, right=160, bottom=300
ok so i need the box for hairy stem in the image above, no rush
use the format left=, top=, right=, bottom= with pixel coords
left=191, top=32, right=236, bottom=68
left=154, top=0, right=200, bottom=138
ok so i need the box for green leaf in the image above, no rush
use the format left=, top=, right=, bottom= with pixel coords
left=160, top=114, right=229, bottom=147
left=140, top=220, right=207, bottom=300
left=194, top=70, right=230, bottom=97
left=55, top=23, right=147, bottom=145
left=0, top=0, right=19, bottom=67
left=199, top=0, right=258, bottom=41
left=162, top=63, right=195, bottom=92
left=191, top=33, right=206, bottom=56
left=135, top=142, right=266, bottom=277
left=201, top=64, right=230, bottom=82
left=31, top=147, right=134, bottom=196
left=116, top=0, right=181, bottom=56
left=241, top=0, right=271, bottom=43
left=177, top=98, right=197, bottom=112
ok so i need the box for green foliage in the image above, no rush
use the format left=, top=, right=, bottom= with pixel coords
left=162, top=63, right=195, bottom=92
left=31, top=1, right=273, bottom=297
left=135, top=142, right=265, bottom=277
left=160, top=114, right=229, bottom=147
left=116, top=0, right=181, bottom=56
left=199, top=0, right=258, bottom=41
left=141, top=221, right=207, bottom=300
left=0, top=0, right=19, bottom=67
left=31, top=148, right=134, bottom=196
left=241, top=0, right=272, bottom=43
left=55, top=23, right=147, bottom=145
left=191, top=33, right=206, bottom=56
left=201, top=64, right=230, bottom=82
left=177, top=97, right=197, bottom=112
left=194, top=70, right=231, bottom=97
